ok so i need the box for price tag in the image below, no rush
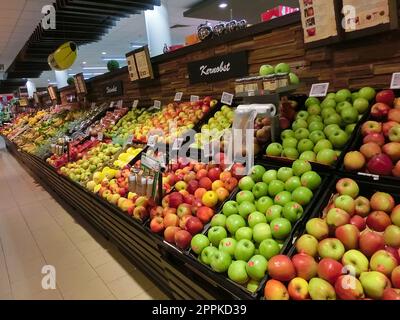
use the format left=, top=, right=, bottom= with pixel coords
left=358, top=172, right=380, bottom=181
left=248, top=90, right=255, bottom=97
left=97, top=132, right=103, bottom=141
left=203, top=142, right=215, bottom=158
left=109, top=101, right=115, bottom=109
left=132, top=100, right=139, bottom=109
left=153, top=100, right=161, bottom=109
left=174, top=92, right=183, bottom=102
left=123, top=134, right=133, bottom=148
left=390, top=73, right=400, bottom=89
left=190, top=95, right=200, bottom=103
left=147, top=134, right=157, bottom=147
left=309, top=83, right=329, bottom=97
left=172, top=138, right=184, bottom=151
left=90, top=102, right=96, bottom=108
left=141, top=154, right=160, bottom=171
left=221, top=92, right=234, bottom=106
left=117, top=100, right=123, bottom=108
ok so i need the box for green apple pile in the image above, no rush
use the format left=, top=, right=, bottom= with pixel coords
left=190, top=160, right=322, bottom=292
left=60, top=142, right=122, bottom=183
left=266, top=87, right=376, bottom=166
left=105, top=108, right=147, bottom=140
left=191, top=105, right=234, bottom=149
left=259, top=62, right=300, bottom=85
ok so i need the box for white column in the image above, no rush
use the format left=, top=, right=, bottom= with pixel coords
left=55, top=70, right=68, bottom=88
left=144, top=0, right=172, bottom=57
left=26, top=79, right=36, bottom=98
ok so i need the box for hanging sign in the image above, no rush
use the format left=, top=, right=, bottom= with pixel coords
left=74, top=73, right=87, bottom=94
left=125, top=45, right=154, bottom=82
left=187, top=51, right=248, bottom=84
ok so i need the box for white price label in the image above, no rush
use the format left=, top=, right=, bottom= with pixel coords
left=309, top=83, right=330, bottom=97
left=109, top=101, right=115, bottom=109
left=123, top=134, right=133, bottom=147
left=221, top=92, right=234, bottom=106
left=117, top=100, right=123, bottom=108
left=390, top=73, right=400, bottom=89
left=90, top=102, right=96, bottom=108
left=190, top=95, right=200, bottom=103
left=97, top=132, right=103, bottom=141
left=172, top=138, right=184, bottom=151
left=248, top=90, right=255, bottom=97
left=132, top=100, right=139, bottom=109
left=153, top=100, right=161, bottom=109
left=141, top=154, right=160, bottom=171
left=203, top=142, right=214, bottom=158
left=147, top=135, right=157, bottom=147
left=174, top=92, right=183, bottom=102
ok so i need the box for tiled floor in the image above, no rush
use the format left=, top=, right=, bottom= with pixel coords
left=0, top=138, right=169, bottom=300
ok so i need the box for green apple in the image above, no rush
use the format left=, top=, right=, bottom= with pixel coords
left=274, top=191, right=292, bottom=206
left=275, top=62, right=291, bottom=73
left=259, top=64, right=274, bottom=76
left=238, top=201, right=257, bottom=219
left=324, top=124, right=340, bottom=137
left=277, top=167, right=293, bottom=182
left=239, top=176, right=255, bottom=191
left=292, top=186, right=313, bottom=206
left=314, top=139, right=333, bottom=153
left=247, top=279, right=260, bottom=293
left=358, top=87, right=376, bottom=101
left=259, top=239, right=281, bottom=260
left=282, top=137, right=298, bottom=149
left=289, top=72, right=300, bottom=85
left=266, top=143, right=283, bottom=157
left=296, top=111, right=309, bottom=121
left=256, top=196, right=274, bottom=213
left=282, top=147, right=299, bottom=160
left=234, top=239, right=255, bottom=261
left=219, top=237, right=237, bottom=256
left=316, top=149, right=338, bottom=166
left=336, top=101, right=352, bottom=114
left=308, top=121, right=324, bottom=132
left=292, top=119, right=308, bottom=131
left=263, top=170, right=277, bottom=184
left=300, top=171, right=321, bottom=190
left=308, top=104, right=321, bottom=116
left=285, top=176, right=302, bottom=192
left=326, top=93, right=336, bottom=100
left=200, top=246, right=218, bottom=265
left=345, top=123, right=356, bottom=135
left=309, top=278, right=336, bottom=300
left=370, top=250, right=398, bottom=276
left=324, top=113, right=342, bottom=126
left=283, top=202, right=303, bottom=223
left=342, top=249, right=369, bottom=276
left=281, top=129, right=295, bottom=140
left=253, top=223, right=272, bottom=243
left=307, top=115, right=322, bottom=124
left=235, top=227, right=253, bottom=241
left=335, top=89, right=352, bottom=103
left=228, top=260, right=249, bottom=284
left=252, top=182, right=269, bottom=199
left=353, top=97, right=369, bottom=114
left=341, top=107, right=359, bottom=124
left=270, top=218, right=292, bottom=240
left=250, top=165, right=266, bottom=182
left=298, top=139, right=314, bottom=153
left=211, top=214, right=227, bottom=227
left=299, top=151, right=316, bottom=162
left=191, top=234, right=210, bottom=255
left=359, top=271, right=390, bottom=299
left=210, top=250, right=232, bottom=273
left=236, top=190, right=255, bottom=204
left=321, top=98, right=336, bottom=109
left=208, top=226, right=228, bottom=247
left=266, top=205, right=283, bottom=223
left=318, top=238, right=345, bottom=260
left=295, top=234, right=319, bottom=257
left=246, top=255, right=268, bottom=281
left=351, top=92, right=359, bottom=101
left=321, top=107, right=336, bottom=119
left=292, top=159, right=312, bottom=176
left=305, top=97, right=320, bottom=108
left=306, top=218, right=329, bottom=240
left=248, top=211, right=267, bottom=228
left=223, top=201, right=239, bottom=216
left=294, top=128, right=310, bottom=140
left=268, top=180, right=285, bottom=197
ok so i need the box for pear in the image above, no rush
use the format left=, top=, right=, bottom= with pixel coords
left=359, top=271, right=391, bottom=299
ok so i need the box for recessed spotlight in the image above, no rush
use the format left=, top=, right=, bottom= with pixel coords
left=101, top=52, right=107, bottom=55
left=82, top=61, right=87, bottom=64
left=47, top=79, right=50, bottom=82
left=219, top=3, right=228, bottom=9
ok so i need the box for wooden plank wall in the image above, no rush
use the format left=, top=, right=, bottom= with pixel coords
left=85, top=21, right=400, bottom=105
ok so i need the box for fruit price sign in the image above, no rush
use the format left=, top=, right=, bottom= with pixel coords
left=309, top=83, right=330, bottom=97
left=190, top=95, right=199, bottom=103
left=172, top=138, right=184, bottom=151
left=174, top=92, right=183, bottom=102
left=132, top=100, right=139, bottom=109
left=221, top=92, right=234, bottom=106
left=97, top=132, right=103, bottom=141
left=147, top=134, right=157, bottom=148
left=390, top=73, right=400, bottom=89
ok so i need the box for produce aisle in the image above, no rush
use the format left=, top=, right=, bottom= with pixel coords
left=0, top=138, right=167, bottom=300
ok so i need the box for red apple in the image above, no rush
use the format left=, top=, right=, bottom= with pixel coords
left=392, top=265, right=400, bottom=288
left=335, top=224, right=360, bottom=250
left=150, top=206, right=164, bottom=219
left=185, top=216, right=204, bottom=235
left=382, top=288, right=400, bottom=300
left=196, top=206, right=214, bottom=223
left=335, top=275, right=365, bottom=300
left=196, top=169, right=208, bottom=180
left=176, top=203, right=192, bottom=218
left=382, top=142, right=400, bottom=162
left=317, top=258, right=343, bottom=284
left=385, top=246, right=400, bottom=265
left=164, top=226, right=181, bottom=243
left=179, top=215, right=192, bottom=229
left=371, top=102, right=391, bottom=119
left=393, top=160, right=400, bottom=177
left=268, top=255, right=296, bottom=282
left=388, top=109, right=400, bottom=123
left=359, top=230, right=385, bottom=257
left=366, top=211, right=392, bottom=232
left=367, top=154, right=394, bottom=176
left=370, top=192, right=395, bottom=213
left=208, top=167, right=222, bottom=182
left=287, top=277, right=309, bottom=300
left=183, top=194, right=195, bottom=205
left=363, top=133, right=385, bottom=146
left=291, top=253, right=318, bottom=281
left=354, top=196, right=371, bottom=217
left=383, top=121, right=399, bottom=137
left=360, top=143, right=382, bottom=160
left=376, top=90, right=395, bottom=106
left=168, top=192, right=184, bottom=208
left=350, top=215, right=367, bottom=231
left=198, top=177, right=212, bottom=190
left=231, top=163, right=246, bottom=179
left=264, top=279, right=289, bottom=300
left=174, top=230, right=192, bottom=249
left=164, top=213, right=180, bottom=228
left=150, top=217, right=164, bottom=233
left=361, top=121, right=382, bottom=136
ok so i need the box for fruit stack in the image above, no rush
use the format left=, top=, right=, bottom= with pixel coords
left=264, top=178, right=400, bottom=300
left=344, top=89, right=400, bottom=177
left=149, top=156, right=240, bottom=250
left=266, top=87, right=376, bottom=166
left=189, top=161, right=323, bottom=293
left=87, top=108, right=129, bottom=137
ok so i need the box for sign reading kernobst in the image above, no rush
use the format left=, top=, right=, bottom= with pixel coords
left=187, top=51, right=248, bottom=84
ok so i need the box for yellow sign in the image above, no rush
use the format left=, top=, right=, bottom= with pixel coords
left=48, top=41, right=78, bottom=71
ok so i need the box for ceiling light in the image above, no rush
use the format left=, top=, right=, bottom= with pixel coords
left=82, top=66, right=108, bottom=70
left=82, top=61, right=87, bottom=65
left=101, top=52, right=107, bottom=55
left=47, top=79, right=50, bottom=82
left=101, top=58, right=126, bottom=61
left=219, top=3, right=228, bottom=8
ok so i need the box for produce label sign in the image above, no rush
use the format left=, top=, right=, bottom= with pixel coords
left=174, top=92, right=183, bottom=102
left=390, top=73, right=400, bottom=89
left=299, top=0, right=339, bottom=43
left=187, top=51, right=248, bottom=84
left=104, top=80, right=123, bottom=97
left=310, top=83, right=330, bottom=97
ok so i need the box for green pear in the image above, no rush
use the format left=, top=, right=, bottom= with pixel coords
left=359, top=271, right=391, bottom=299
left=308, top=278, right=336, bottom=300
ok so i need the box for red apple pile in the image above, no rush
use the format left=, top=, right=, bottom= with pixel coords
left=149, top=156, right=243, bottom=249
left=344, top=89, right=400, bottom=177
left=264, top=178, right=400, bottom=300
